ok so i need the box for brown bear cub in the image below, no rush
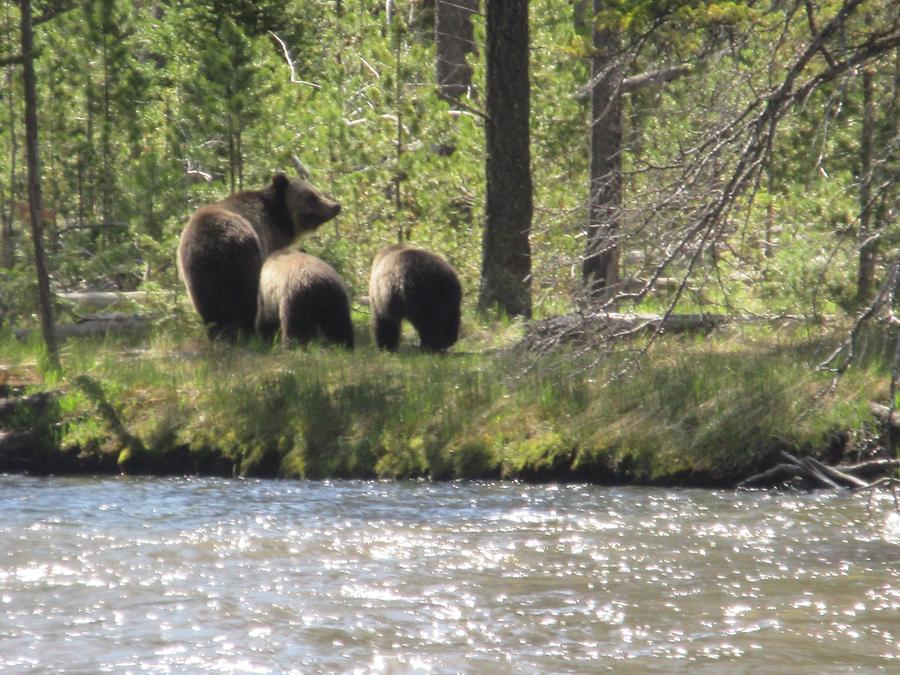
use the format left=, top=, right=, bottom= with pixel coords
left=369, top=244, right=461, bottom=352
left=256, top=250, right=354, bottom=348
left=177, top=173, right=340, bottom=340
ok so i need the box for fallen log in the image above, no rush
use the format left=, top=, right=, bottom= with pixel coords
left=57, top=291, right=148, bottom=310
left=835, top=458, right=900, bottom=478
left=15, top=314, right=151, bottom=341
left=521, top=311, right=808, bottom=352
left=803, top=455, right=869, bottom=488
left=739, top=449, right=900, bottom=490
left=736, top=463, right=807, bottom=489
left=780, top=450, right=843, bottom=489
left=852, top=477, right=900, bottom=502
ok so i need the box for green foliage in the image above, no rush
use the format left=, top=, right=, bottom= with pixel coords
left=0, top=0, right=896, bottom=387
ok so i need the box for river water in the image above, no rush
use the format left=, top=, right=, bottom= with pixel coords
left=1, top=476, right=898, bottom=672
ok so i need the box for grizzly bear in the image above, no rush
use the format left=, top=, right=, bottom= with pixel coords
left=177, top=173, right=340, bottom=340
left=256, top=249, right=354, bottom=348
left=369, top=244, right=461, bottom=352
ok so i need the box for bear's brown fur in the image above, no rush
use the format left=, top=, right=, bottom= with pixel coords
left=256, top=249, right=354, bottom=348
left=177, top=173, right=340, bottom=340
left=369, top=244, right=461, bottom=352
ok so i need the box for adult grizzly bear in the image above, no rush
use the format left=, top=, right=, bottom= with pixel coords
left=369, top=244, right=461, bottom=352
left=256, top=249, right=354, bottom=348
left=177, top=172, right=340, bottom=340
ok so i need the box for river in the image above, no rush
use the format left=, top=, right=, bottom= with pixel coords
left=1, top=476, right=898, bottom=672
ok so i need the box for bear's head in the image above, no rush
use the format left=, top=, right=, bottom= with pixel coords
left=272, top=172, right=341, bottom=235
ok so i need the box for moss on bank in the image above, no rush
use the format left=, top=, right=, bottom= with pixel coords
left=0, top=324, right=893, bottom=486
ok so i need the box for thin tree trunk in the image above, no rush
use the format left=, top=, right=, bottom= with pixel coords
left=85, top=78, right=96, bottom=225
left=582, top=0, right=623, bottom=304
left=3, top=0, right=18, bottom=271
left=145, top=152, right=158, bottom=239
left=2, top=67, right=17, bottom=269
left=227, top=115, right=236, bottom=194
left=236, top=127, right=243, bottom=191
left=19, top=0, right=59, bottom=370
left=856, top=65, right=876, bottom=304
left=76, top=149, right=85, bottom=229
left=479, top=0, right=532, bottom=317
left=435, top=0, right=477, bottom=102
left=101, top=29, right=112, bottom=226
left=764, top=168, right=776, bottom=261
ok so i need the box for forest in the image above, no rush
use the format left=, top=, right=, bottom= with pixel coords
left=0, top=0, right=898, bottom=486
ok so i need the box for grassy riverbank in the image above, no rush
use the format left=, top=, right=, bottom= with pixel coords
left=0, top=321, right=894, bottom=486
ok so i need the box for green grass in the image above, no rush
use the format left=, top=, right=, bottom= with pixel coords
left=0, top=320, right=892, bottom=485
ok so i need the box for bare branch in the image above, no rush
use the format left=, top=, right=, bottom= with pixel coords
left=622, top=63, right=694, bottom=92
left=817, top=260, right=900, bottom=384
left=268, top=31, right=321, bottom=89
left=576, top=63, right=694, bottom=101
left=291, top=155, right=311, bottom=180
left=804, top=0, right=838, bottom=69
left=795, top=30, right=900, bottom=106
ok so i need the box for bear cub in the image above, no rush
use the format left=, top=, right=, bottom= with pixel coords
left=177, top=172, right=340, bottom=341
left=369, top=244, right=461, bottom=352
left=256, top=249, right=354, bottom=349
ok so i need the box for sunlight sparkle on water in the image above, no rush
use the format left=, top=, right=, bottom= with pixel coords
left=1, top=477, right=898, bottom=670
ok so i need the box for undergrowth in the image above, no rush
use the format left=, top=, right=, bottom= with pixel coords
left=0, top=322, right=892, bottom=485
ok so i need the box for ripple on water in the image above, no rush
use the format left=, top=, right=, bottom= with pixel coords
left=1, top=476, right=898, bottom=671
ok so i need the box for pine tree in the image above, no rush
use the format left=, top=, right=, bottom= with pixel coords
left=479, top=0, right=533, bottom=318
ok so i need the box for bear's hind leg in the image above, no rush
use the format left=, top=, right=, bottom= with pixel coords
left=321, top=307, right=354, bottom=349
left=282, top=300, right=318, bottom=347
left=412, top=306, right=460, bottom=352
left=255, top=308, right=279, bottom=345
left=374, top=315, right=402, bottom=352
left=416, top=324, right=450, bottom=352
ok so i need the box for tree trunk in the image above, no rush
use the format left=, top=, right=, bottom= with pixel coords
left=435, top=0, right=477, bottom=101
left=100, top=29, right=112, bottom=226
left=84, top=78, right=96, bottom=226
left=2, top=65, right=17, bottom=270
left=479, top=0, right=532, bottom=318
left=19, top=0, right=60, bottom=370
left=582, top=1, right=623, bottom=304
left=227, top=114, right=236, bottom=194
left=236, top=127, right=243, bottom=191
left=856, top=66, right=876, bottom=305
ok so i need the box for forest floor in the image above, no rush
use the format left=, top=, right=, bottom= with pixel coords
left=0, top=318, right=896, bottom=488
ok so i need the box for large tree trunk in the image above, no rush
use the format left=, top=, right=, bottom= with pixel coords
left=20, top=0, right=59, bottom=370
left=582, top=1, right=623, bottom=304
left=435, top=0, right=477, bottom=101
left=478, top=0, right=532, bottom=318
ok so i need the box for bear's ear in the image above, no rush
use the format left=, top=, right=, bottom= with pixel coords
left=272, top=172, right=290, bottom=192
